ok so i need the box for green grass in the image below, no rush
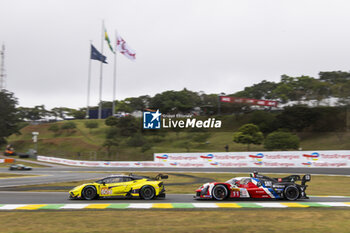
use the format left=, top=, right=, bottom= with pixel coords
left=0, top=173, right=38, bottom=178
left=11, top=172, right=350, bottom=196
left=0, top=209, right=349, bottom=233
left=6, top=119, right=350, bottom=161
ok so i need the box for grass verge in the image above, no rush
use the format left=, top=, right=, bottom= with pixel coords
left=0, top=173, right=38, bottom=178
left=0, top=209, right=350, bottom=233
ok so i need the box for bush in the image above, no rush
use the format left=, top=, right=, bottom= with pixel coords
left=72, top=110, right=86, bottom=119
left=105, top=116, right=119, bottom=126
left=127, top=134, right=147, bottom=147
left=48, top=124, right=60, bottom=133
left=61, top=122, right=76, bottom=130
left=141, top=143, right=152, bottom=153
left=84, top=121, right=99, bottom=131
left=233, top=124, right=263, bottom=150
left=105, top=127, right=119, bottom=139
left=264, top=131, right=300, bottom=150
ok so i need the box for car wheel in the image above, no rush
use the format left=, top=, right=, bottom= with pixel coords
left=82, top=186, right=97, bottom=200
left=284, top=185, right=300, bottom=201
left=140, top=185, right=155, bottom=200
left=212, top=184, right=228, bottom=201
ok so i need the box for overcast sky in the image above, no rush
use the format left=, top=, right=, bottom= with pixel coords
left=1, top=0, right=350, bottom=109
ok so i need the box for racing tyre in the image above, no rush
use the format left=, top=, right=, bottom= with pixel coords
left=140, top=185, right=155, bottom=200
left=284, top=185, right=300, bottom=201
left=212, top=184, right=228, bottom=201
left=82, top=186, right=97, bottom=200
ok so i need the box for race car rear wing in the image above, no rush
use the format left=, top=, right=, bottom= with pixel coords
left=301, top=174, right=311, bottom=186
left=155, top=174, right=168, bottom=180
left=279, top=174, right=311, bottom=185
left=129, top=173, right=168, bottom=180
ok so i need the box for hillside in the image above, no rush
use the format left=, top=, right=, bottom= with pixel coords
left=4, top=118, right=350, bottom=161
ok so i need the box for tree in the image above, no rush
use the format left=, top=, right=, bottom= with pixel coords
left=248, top=111, right=278, bottom=134
left=105, top=116, right=119, bottom=126
left=50, top=107, right=75, bottom=120
left=233, top=124, right=263, bottom=150
left=0, top=90, right=20, bottom=145
left=149, top=88, right=201, bottom=113
left=127, top=133, right=147, bottom=147
left=17, top=105, right=49, bottom=121
left=264, top=131, right=300, bottom=150
left=235, top=80, right=278, bottom=100
left=276, top=106, right=318, bottom=132
left=72, top=109, right=86, bottom=119
left=61, top=122, right=76, bottom=135
left=115, top=116, right=139, bottom=137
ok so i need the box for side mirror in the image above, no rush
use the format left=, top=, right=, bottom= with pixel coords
left=102, top=182, right=106, bottom=186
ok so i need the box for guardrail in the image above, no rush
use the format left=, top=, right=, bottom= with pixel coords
left=37, top=150, right=350, bottom=168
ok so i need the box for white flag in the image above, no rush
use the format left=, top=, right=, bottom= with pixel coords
left=116, top=33, right=136, bottom=61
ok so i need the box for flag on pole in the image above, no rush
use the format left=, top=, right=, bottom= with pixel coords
left=116, top=33, right=136, bottom=61
left=90, top=44, right=107, bottom=63
left=105, top=29, right=115, bottom=53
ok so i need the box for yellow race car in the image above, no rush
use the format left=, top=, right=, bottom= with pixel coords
left=69, top=173, right=168, bottom=200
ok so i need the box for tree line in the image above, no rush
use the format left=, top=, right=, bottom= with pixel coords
left=13, top=71, right=350, bottom=121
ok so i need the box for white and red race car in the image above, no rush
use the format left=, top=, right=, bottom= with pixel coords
left=195, top=172, right=311, bottom=201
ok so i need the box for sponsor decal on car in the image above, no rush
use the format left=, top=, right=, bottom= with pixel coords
left=100, top=188, right=113, bottom=195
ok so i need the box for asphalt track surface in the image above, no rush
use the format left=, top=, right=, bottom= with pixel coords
left=0, top=192, right=350, bottom=204
left=1, top=167, right=350, bottom=188
left=1, top=166, right=350, bottom=204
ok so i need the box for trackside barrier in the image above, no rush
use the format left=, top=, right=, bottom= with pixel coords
left=0, top=158, right=15, bottom=163
left=37, top=150, right=350, bottom=168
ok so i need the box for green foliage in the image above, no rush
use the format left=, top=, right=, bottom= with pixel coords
left=17, top=105, right=49, bottom=121
left=125, top=95, right=150, bottom=111
left=61, top=122, right=76, bottom=130
left=235, top=80, right=278, bottom=100
left=117, top=116, right=139, bottom=137
left=127, top=134, right=147, bottom=147
left=72, top=110, right=86, bottom=119
left=103, top=138, right=119, bottom=154
left=150, top=88, right=201, bottom=113
left=233, top=124, right=264, bottom=150
left=264, top=131, right=300, bottom=150
left=248, top=111, right=278, bottom=134
left=48, top=124, right=60, bottom=133
left=141, top=143, right=152, bottom=153
left=0, top=90, right=20, bottom=145
left=84, top=121, right=99, bottom=130
left=105, top=116, right=119, bottom=127
left=151, top=136, right=164, bottom=143
left=17, top=121, right=29, bottom=130
left=277, top=106, right=346, bottom=132
left=50, top=107, right=74, bottom=119
left=105, top=127, right=119, bottom=139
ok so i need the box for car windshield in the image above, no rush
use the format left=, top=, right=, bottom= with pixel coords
left=95, top=177, right=124, bottom=184
left=226, top=178, right=238, bottom=185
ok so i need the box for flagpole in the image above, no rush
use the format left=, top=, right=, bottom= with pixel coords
left=98, top=20, right=105, bottom=119
left=112, top=30, right=117, bottom=116
left=86, top=41, right=92, bottom=119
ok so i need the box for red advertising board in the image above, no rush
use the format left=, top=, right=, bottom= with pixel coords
left=220, top=96, right=278, bottom=107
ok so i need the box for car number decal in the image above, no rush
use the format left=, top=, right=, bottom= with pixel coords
left=101, top=188, right=113, bottom=195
